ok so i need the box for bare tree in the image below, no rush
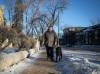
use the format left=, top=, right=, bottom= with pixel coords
left=12, top=0, right=26, bottom=33
left=46, top=0, right=68, bottom=26
left=23, top=0, right=46, bottom=37
left=6, top=0, right=68, bottom=38
left=7, top=0, right=16, bottom=26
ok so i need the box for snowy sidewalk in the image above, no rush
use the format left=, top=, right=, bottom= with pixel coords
left=0, top=50, right=59, bottom=74
left=0, top=48, right=100, bottom=74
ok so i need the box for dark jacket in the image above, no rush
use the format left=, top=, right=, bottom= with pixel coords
left=43, top=30, right=58, bottom=47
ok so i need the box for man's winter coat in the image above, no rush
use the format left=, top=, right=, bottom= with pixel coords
left=43, top=30, right=58, bottom=47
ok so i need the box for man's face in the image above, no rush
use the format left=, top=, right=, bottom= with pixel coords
left=48, top=26, right=53, bottom=32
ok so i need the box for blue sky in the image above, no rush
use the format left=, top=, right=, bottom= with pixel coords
left=0, top=0, right=100, bottom=28
left=60, top=0, right=100, bottom=27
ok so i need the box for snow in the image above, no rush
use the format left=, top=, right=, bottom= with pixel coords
left=0, top=47, right=100, bottom=74
left=63, top=49, right=100, bottom=60
left=55, top=49, right=100, bottom=74
left=0, top=50, right=41, bottom=74
left=3, top=48, right=19, bottom=53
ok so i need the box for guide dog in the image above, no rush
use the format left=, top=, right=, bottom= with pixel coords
left=56, top=46, right=62, bottom=62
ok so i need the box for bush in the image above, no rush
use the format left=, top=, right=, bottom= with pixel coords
left=0, top=26, right=19, bottom=49
left=0, top=26, right=38, bottom=52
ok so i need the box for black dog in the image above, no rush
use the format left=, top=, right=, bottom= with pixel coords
left=56, top=46, right=62, bottom=62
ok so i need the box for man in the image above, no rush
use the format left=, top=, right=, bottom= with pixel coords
left=44, top=25, right=58, bottom=61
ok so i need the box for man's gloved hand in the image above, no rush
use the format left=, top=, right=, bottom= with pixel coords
left=53, top=44, right=57, bottom=48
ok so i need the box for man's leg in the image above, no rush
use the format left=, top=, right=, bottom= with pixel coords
left=49, top=47, right=54, bottom=61
left=46, top=46, right=49, bottom=59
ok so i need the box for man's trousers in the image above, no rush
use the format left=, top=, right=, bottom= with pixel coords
left=46, top=46, right=54, bottom=60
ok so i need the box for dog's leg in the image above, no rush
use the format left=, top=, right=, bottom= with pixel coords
left=61, top=53, right=62, bottom=59
left=56, top=56, right=57, bottom=62
left=58, top=56, right=60, bottom=61
left=58, top=54, right=62, bottom=61
left=56, top=55, right=58, bottom=62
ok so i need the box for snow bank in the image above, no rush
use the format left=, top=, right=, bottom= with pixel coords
left=1, top=39, right=9, bottom=48
left=67, top=57, right=100, bottom=74
left=34, top=39, right=40, bottom=52
left=3, top=48, right=19, bottom=53
left=0, top=39, right=40, bottom=71
left=28, top=49, right=36, bottom=56
left=0, top=51, right=28, bottom=71
left=0, top=50, right=41, bottom=74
